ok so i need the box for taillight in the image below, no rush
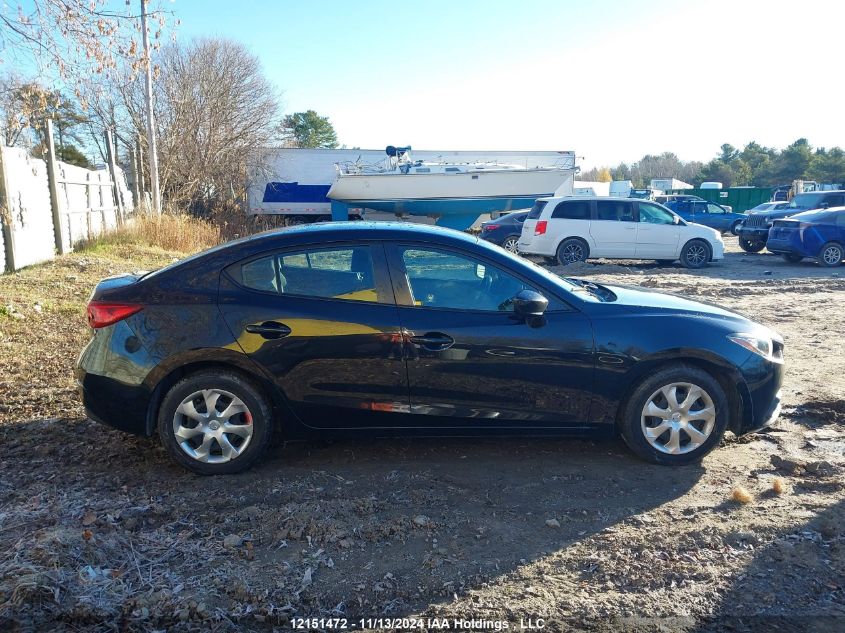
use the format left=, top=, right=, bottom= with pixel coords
left=86, top=301, right=143, bottom=328
left=484, top=224, right=500, bottom=231
left=534, top=220, right=548, bottom=236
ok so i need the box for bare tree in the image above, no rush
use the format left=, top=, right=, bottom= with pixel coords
left=84, top=37, right=283, bottom=212
left=0, top=0, right=170, bottom=86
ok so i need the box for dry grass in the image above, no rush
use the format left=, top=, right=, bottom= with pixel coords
left=772, top=477, right=786, bottom=495
left=730, top=486, right=754, bottom=505
left=77, top=210, right=222, bottom=254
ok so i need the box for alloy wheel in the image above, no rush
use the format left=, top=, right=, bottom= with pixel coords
left=685, top=243, right=707, bottom=266
left=560, top=242, right=584, bottom=264
left=502, top=237, right=519, bottom=253
left=172, top=389, right=254, bottom=463
left=822, top=244, right=842, bottom=266
left=640, top=382, right=716, bottom=455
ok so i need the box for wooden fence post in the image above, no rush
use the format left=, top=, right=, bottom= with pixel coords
left=45, top=119, right=69, bottom=254
left=104, top=129, right=125, bottom=225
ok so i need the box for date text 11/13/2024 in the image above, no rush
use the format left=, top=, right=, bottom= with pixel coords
left=291, top=617, right=547, bottom=630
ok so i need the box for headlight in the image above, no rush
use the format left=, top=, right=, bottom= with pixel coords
left=728, top=333, right=776, bottom=360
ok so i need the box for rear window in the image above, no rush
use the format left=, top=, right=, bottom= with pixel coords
left=527, top=201, right=547, bottom=219
left=790, top=210, right=841, bottom=224
left=551, top=200, right=590, bottom=220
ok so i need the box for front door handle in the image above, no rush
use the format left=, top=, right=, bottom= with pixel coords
left=245, top=321, right=291, bottom=339
left=409, top=332, right=454, bottom=350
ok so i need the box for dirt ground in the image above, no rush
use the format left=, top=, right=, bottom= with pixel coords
left=0, top=237, right=843, bottom=632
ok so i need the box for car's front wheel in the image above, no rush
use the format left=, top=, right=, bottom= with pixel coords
left=502, top=235, right=520, bottom=253
left=730, top=220, right=743, bottom=235
left=620, top=364, right=729, bottom=465
left=158, top=370, right=274, bottom=475
left=739, top=237, right=765, bottom=253
left=680, top=239, right=711, bottom=269
left=556, top=238, right=589, bottom=266
left=818, top=242, right=843, bottom=267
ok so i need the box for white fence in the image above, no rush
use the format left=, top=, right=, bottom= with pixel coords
left=0, top=143, right=134, bottom=272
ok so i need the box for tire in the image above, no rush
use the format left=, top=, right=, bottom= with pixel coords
left=556, top=238, right=589, bottom=266
left=501, top=235, right=520, bottom=253
left=781, top=253, right=803, bottom=263
left=817, top=241, right=844, bottom=267
left=619, top=364, right=729, bottom=466
left=738, top=237, right=765, bottom=253
left=158, top=370, right=274, bottom=475
left=730, top=221, right=743, bottom=236
left=679, top=239, right=711, bottom=269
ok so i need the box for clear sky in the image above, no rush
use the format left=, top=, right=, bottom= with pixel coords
left=68, top=0, right=845, bottom=167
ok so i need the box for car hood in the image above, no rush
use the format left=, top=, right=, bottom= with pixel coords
left=601, top=282, right=750, bottom=322
left=747, top=208, right=802, bottom=220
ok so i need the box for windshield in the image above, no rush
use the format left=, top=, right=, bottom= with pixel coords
left=787, top=193, right=825, bottom=210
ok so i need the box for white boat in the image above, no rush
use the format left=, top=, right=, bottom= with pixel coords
left=326, top=146, right=576, bottom=229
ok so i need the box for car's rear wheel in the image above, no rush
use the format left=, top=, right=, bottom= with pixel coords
left=620, top=365, right=728, bottom=465
left=818, top=242, right=844, bottom=267
left=158, top=370, right=273, bottom=475
left=739, top=237, right=765, bottom=253
left=730, top=220, right=743, bottom=235
left=680, top=239, right=711, bottom=269
left=502, top=235, right=520, bottom=253
left=781, top=253, right=803, bottom=263
left=556, top=238, right=589, bottom=266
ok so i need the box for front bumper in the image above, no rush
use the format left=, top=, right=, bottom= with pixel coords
left=736, top=226, right=769, bottom=242
left=735, top=354, right=785, bottom=435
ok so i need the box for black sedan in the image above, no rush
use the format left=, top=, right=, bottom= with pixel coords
left=479, top=211, right=528, bottom=252
left=77, top=222, right=784, bottom=474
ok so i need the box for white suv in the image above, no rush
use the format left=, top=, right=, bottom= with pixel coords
left=518, top=196, right=724, bottom=268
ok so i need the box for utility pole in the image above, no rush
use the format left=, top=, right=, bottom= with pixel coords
left=140, top=0, right=161, bottom=215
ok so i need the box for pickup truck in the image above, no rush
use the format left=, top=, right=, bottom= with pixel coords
left=736, top=191, right=845, bottom=252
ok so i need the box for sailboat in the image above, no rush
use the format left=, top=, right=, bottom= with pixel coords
left=327, top=146, right=575, bottom=229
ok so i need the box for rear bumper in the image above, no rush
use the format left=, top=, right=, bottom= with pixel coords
left=764, top=240, right=803, bottom=256
left=75, top=322, right=154, bottom=436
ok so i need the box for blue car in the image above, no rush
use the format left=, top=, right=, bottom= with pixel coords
left=664, top=200, right=747, bottom=235
left=479, top=210, right=528, bottom=252
left=766, top=208, right=845, bottom=266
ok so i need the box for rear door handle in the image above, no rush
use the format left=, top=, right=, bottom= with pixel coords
left=245, top=321, right=291, bottom=339
left=409, top=332, right=454, bottom=350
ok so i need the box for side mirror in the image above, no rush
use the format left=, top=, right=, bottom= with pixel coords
left=512, top=289, right=548, bottom=318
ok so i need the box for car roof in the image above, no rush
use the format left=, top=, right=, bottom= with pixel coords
left=229, top=220, right=478, bottom=247
left=536, top=195, right=643, bottom=202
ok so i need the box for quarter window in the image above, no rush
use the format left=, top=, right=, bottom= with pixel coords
left=400, top=247, right=533, bottom=312
left=527, top=201, right=547, bottom=219
left=238, top=246, right=379, bottom=303
left=552, top=200, right=590, bottom=220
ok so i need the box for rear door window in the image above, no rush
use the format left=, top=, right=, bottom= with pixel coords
left=551, top=200, right=590, bottom=219
left=595, top=200, right=635, bottom=222
left=232, top=245, right=383, bottom=303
